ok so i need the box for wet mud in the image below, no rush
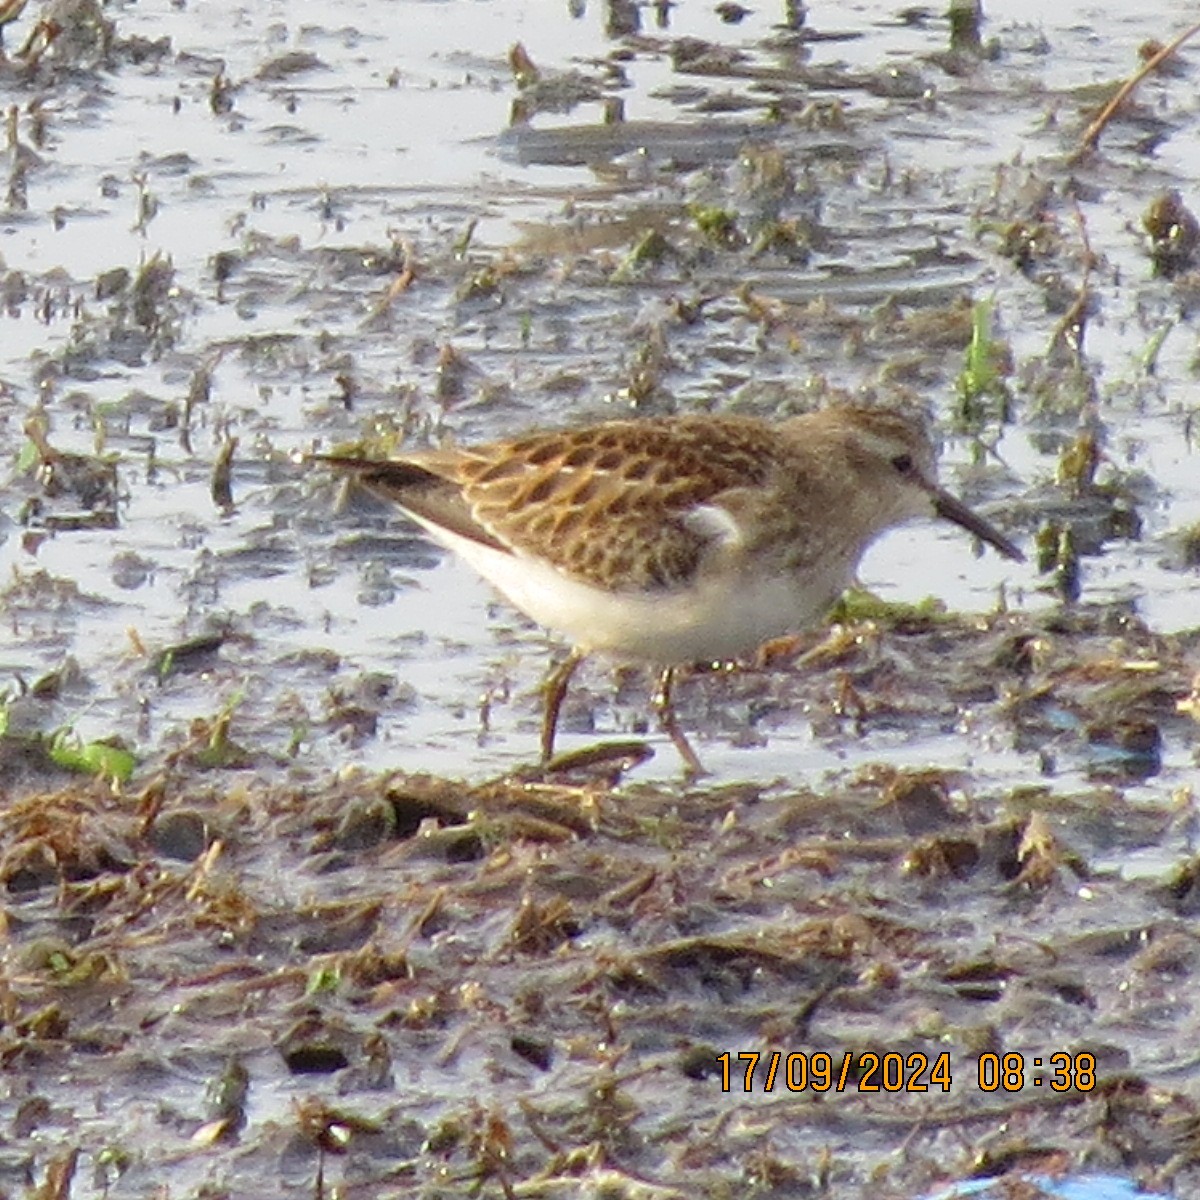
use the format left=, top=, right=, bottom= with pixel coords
left=1, top=0, right=1200, bottom=1195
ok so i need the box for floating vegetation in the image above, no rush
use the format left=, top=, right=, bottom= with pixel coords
left=0, top=1, right=1199, bottom=1195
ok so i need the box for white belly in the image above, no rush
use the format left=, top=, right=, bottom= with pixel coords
left=410, top=515, right=846, bottom=665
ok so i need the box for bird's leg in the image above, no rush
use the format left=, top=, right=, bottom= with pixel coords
left=653, top=666, right=708, bottom=778
left=540, top=647, right=587, bottom=762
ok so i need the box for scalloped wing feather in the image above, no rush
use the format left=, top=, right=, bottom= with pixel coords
left=440, top=415, right=782, bottom=590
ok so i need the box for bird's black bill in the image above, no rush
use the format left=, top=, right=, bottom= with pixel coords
left=932, top=488, right=1024, bottom=561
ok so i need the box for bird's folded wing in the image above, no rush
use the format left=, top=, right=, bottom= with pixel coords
left=320, top=416, right=783, bottom=592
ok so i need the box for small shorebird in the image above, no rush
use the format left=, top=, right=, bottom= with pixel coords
left=318, top=406, right=1022, bottom=773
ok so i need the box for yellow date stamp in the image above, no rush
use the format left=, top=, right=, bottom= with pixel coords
left=716, top=1050, right=1097, bottom=1094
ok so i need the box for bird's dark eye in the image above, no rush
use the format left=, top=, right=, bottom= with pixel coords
left=891, top=452, right=914, bottom=474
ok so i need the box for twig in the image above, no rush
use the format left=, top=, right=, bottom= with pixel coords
left=1046, top=199, right=1094, bottom=363
left=1074, top=20, right=1200, bottom=160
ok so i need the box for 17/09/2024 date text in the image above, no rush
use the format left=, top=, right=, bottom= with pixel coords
left=717, top=1051, right=1097, bottom=1093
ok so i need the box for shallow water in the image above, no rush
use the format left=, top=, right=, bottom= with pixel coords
left=1, top=0, right=1197, bottom=779
left=2, top=0, right=1200, bottom=1194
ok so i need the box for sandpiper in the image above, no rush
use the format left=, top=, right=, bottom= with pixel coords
left=318, top=405, right=1022, bottom=773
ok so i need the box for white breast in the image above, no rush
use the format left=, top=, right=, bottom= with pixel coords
left=403, top=511, right=849, bottom=665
